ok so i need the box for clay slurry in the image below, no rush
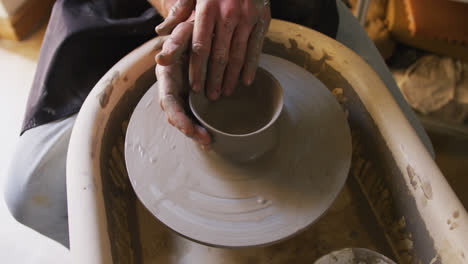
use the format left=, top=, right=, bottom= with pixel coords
left=198, top=69, right=281, bottom=135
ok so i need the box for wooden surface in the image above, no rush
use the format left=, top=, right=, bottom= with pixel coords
left=0, top=0, right=54, bottom=41
left=387, top=0, right=468, bottom=60
left=125, top=54, right=352, bottom=248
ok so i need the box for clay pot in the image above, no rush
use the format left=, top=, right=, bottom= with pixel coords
left=189, top=67, right=283, bottom=162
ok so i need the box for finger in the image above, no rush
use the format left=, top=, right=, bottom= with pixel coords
left=153, top=35, right=170, bottom=53
left=157, top=66, right=212, bottom=145
left=206, top=12, right=238, bottom=100
left=242, top=12, right=269, bottom=86
left=155, top=0, right=195, bottom=36
left=162, top=95, right=195, bottom=136
left=156, top=65, right=194, bottom=137
left=156, top=21, right=194, bottom=66
left=193, top=125, right=211, bottom=146
left=189, top=3, right=215, bottom=93
left=222, top=22, right=252, bottom=96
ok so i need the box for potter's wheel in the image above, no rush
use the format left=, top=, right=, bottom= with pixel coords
left=125, top=54, right=352, bottom=247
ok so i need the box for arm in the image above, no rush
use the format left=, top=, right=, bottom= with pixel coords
left=148, top=0, right=194, bottom=21
left=147, top=0, right=172, bottom=18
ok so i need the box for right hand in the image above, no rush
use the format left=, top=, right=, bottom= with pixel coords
left=155, top=0, right=271, bottom=100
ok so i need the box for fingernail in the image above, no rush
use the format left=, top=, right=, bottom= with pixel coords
left=200, top=144, right=210, bottom=151
left=192, top=83, right=200, bottom=92
left=156, top=53, right=167, bottom=64
left=194, top=136, right=207, bottom=145
left=181, top=128, right=187, bottom=135
left=155, top=23, right=166, bottom=34
left=224, top=87, right=233, bottom=96
left=247, top=71, right=256, bottom=86
left=209, top=89, right=220, bottom=100
left=155, top=25, right=163, bottom=33
left=247, top=77, right=254, bottom=86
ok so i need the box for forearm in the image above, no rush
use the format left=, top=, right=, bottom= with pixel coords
left=148, top=0, right=175, bottom=18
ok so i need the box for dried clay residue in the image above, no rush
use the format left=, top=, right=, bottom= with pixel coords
left=32, top=194, right=51, bottom=208
left=449, top=222, right=459, bottom=231
left=99, top=71, right=120, bottom=108
left=332, top=88, right=348, bottom=104
left=447, top=210, right=461, bottom=231
left=406, top=165, right=433, bottom=200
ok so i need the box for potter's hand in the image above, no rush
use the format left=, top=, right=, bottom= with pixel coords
left=155, top=0, right=271, bottom=100
left=156, top=21, right=211, bottom=147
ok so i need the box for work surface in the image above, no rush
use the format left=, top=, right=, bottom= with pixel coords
left=0, top=25, right=69, bottom=263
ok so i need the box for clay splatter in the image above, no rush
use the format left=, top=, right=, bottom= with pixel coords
left=407, top=165, right=418, bottom=190
left=450, top=222, right=459, bottom=230
left=406, top=165, right=433, bottom=200
left=421, top=182, right=433, bottom=200
left=32, top=194, right=49, bottom=206
left=99, top=71, right=120, bottom=108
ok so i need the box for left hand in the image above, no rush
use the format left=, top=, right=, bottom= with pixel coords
left=155, top=0, right=271, bottom=100
left=156, top=20, right=211, bottom=147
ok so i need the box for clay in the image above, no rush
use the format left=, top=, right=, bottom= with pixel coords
left=189, top=67, right=284, bottom=162
left=190, top=68, right=282, bottom=135
left=124, top=54, right=352, bottom=248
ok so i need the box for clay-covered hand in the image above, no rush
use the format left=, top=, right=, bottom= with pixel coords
left=155, top=0, right=271, bottom=100
left=155, top=20, right=211, bottom=147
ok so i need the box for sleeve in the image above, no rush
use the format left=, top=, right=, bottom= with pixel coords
left=270, top=0, right=339, bottom=39
left=21, top=0, right=162, bottom=134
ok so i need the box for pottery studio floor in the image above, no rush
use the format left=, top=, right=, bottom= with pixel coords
left=0, top=25, right=70, bottom=263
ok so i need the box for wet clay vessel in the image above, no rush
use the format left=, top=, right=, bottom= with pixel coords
left=189, top=67, right=284, bottom=163
left=124, top=54, right=352, bottom=247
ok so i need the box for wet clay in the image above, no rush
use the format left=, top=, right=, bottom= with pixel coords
left=124, top=54, right=352, bottom=248
left=191, top=68, right=282, bottom=135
